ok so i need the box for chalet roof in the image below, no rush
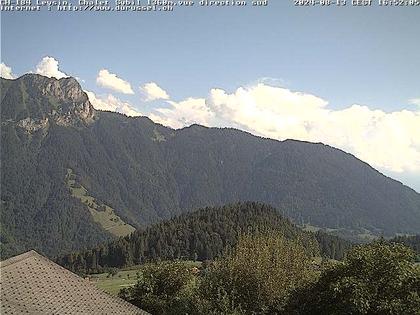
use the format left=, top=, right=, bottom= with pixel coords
left=0, top=250, right=148, bottom=315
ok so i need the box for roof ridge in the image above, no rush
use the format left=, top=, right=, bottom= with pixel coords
left=0, top=250, right=41, bottom=268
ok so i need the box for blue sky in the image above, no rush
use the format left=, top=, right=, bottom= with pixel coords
left=1, top=2, right=420, bottom=191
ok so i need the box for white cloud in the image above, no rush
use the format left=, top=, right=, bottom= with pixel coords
left=150, top=98, right=213, bottom=129
left=140, top=82, right=170, bottom=101
left=150, top=83, right=420, bottom=174
left=207, top=84, right=329, bottom=141
left=409, top=98, right=420, bottom=107
left=86, top=91, right=142, bottom=117
left=35, top=56, right=68, bottom=79
left=96, top=69, right=134, bottom=94
left=0, top=62, right=15, bottom=79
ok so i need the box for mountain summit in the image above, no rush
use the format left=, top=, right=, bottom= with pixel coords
left=1, top=74, right=95, bottom=132
left=1, top=74, right=420, bottom=258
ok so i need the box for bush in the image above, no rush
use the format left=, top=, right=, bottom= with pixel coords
left=118, top=236, right=420, bottom=315
left=118, top=261, right=199, bottom=315
left=199, top=232, right=318, bottom=314
left=285, top=242, right=420, bottom=315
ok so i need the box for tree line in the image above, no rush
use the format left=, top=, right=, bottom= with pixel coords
left=57, top=202, right=352, bottom=273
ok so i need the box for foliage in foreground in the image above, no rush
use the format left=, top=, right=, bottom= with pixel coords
left=120, top=236, right=420, bottom=315
left=120, top=232, right=318, bottom=314
left=199, top=233, right=318, bottom=314
left=286, top=242, right=420, bottom=315
left=119, top=260, right=199, bottom=315
left=391, top=234, right=420, bottom=261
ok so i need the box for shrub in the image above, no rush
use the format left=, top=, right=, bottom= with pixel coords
left=285, top=242, right=420, bottom=315
left=118, top=261, right=199, bottom=315
left=199, top=232, right=318, bottom=314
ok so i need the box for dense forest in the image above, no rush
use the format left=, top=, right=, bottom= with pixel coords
left=2, top=74, right=420, bottom=258
left=57, top=202, right=352, bottom=273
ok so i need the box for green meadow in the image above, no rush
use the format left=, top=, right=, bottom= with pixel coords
left=66, top=169, right=136, bottom=237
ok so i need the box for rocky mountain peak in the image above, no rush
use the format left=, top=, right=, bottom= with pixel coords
left=1, top=74, right=96, bottom=131
left=42, top=77, right=85, bottom=102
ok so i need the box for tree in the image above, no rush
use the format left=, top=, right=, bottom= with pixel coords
left=199, top=232, right=318, bottom=314
left=285, top=242, right=420, bottom=315
left=118, top=261, right=199, bottom=315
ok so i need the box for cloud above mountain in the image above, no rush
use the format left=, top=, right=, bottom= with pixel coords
left=96, top=69, right=134, bottom=94
left=0, top=62, right=15, bottom=79
left=35, top=56, right=68, bottom=79
left=150, top=83, right=420, bottom=174
left=140, top=82, right=170, bottom=101
left=86, top=91, right=142, bottom=117
left=150, top=98, right=212, bottom=129
left=3, top=56, right=418, bottom=183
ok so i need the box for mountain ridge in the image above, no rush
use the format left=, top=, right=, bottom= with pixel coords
left=1, top=74, right=420, bottom=258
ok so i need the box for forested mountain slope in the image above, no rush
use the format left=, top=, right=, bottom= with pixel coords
left=57, top=202, right=352, bottom=273
left=1, top=74, right=420, bottom=258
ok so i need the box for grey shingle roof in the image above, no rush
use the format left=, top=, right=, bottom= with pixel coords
left=0, top=250, right=149, bottom=315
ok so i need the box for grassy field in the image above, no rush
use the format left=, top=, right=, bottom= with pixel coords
left=66, top=169, right=136, bottom=237
left=90, top=269, right=141, bottom=295
left=91, top=261, right=202, bottom=296
left=301, top=223, right=379, bottom=243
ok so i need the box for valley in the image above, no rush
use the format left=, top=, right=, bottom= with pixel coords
left=2, top=4, right=419, bottom=314
left=1, top=74, right=420, bottom=258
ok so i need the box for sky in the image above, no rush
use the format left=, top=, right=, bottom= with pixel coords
left=1, top=2, right=420, bottom=192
